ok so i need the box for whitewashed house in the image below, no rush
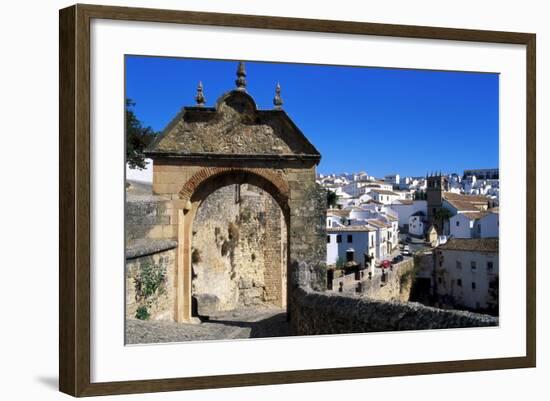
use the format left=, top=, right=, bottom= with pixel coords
left=367, top=219, right=392, bottom=260
left=449, top=210, right=499, bottom=239
left=476, top=209, right=499, bottom=238
left=388, top=200, right=427, bottom=229
left=358, top=193, right=373, bottom=203
left=326, top=209, right=351, bottom=228
left=435, top=238, right=499, bottom=313
left=408, top=211, right=426, bottom=237
left=394, top=190, right=414, bottom=200
left=384, top=174, right=400, bottom=185
left=326, top=226, right=377, bottom=274
left=449, top=213, right=479, bottom=238
left=370, top=189, right=400, bottom=205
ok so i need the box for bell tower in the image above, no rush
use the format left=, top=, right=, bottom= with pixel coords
left=426, top=172, right=449, bottom=231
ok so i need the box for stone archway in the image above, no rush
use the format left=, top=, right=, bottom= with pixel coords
left=174, top=168, right=291, bottom=322
left=144, top=62, right=327, bottom=323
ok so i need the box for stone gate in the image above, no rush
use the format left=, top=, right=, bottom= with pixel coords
left=144, top=62, right=327, bottom=323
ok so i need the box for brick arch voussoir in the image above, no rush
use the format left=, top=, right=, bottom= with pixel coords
left=178, top=167, right=290, bottom=204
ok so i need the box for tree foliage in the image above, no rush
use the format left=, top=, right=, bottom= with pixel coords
left=434, top=208, right=453, bottom=221
left=327, top=189, right=338, bottom=208
left=126, top=99, right=157, bottom=170
left=414, top=190, right=427, bottom=200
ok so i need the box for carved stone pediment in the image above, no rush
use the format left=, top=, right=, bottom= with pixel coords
left=145, top=90, right=321, bottom=162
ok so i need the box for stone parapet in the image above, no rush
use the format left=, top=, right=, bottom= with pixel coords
left=291, top=287, right=498, bottom=335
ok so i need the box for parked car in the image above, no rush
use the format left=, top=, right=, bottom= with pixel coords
left=392, top=255, right=404, bottom=264
left=405, top=236, right=412, bottom=243
left=379, top=260, right=392, bottom=269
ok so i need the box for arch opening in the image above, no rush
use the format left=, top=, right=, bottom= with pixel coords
left=175, top=169, right=291, bottom=324
left=190, top=183, right=288, bottom=320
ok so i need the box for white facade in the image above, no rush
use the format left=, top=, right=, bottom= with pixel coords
left=449, top=211, right=499, bottom=239
left=326, top=228, right=376, bottom=271
left=384, top=174, right=400, bottom=185
left=370, top=190, right=400, bottom=205
left=477, top=212, right=499, bottom=238
left=408, top=212, right=426, bottom=237
left=388, top=200, right=427, bottom=228
left=367, top=220, right=393, bottom=260
left=449, top=214, right=476, bottom=238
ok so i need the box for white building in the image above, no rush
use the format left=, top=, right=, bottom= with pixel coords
left=326, top=226, right=377, bottom=274
left=408, top=211, right=426, bottom=237
left=435, top=238, right=499, bottom=313
left=449, top=210, right=499, bottom=239
left=394, top=190, right=414, bottom=200
left=384, top=174, right=400, bottom=185
left=449, top=213, right=478, bottom=238
left=326, top=209, right=351, bottom=228
left=477, top=209, right=499, bottom=238
left=366, top=219, right=393, bottom=260
left=342, top=180, right=393, bottom=197
left=388, top=200, right=427, bottom=229
left=370, top=189, right=400, bottom=205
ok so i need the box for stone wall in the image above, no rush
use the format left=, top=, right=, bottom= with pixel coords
left=126, top=190, right=177, bottom=242
left=363, top=259, right=415, bottom=302
left=287, top=168, right=327, bottom=292
left=191, top=184, right=287, bottom=314
left=291, top=287, right=498, bottom=335
left=125, top=240, right=177, bottom=321
left=331, top=259, right=415, bottom=302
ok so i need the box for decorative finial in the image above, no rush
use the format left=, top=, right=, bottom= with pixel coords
left=235, top=61, right=247, bottom=91
left=195, top=81, right=206, bottom=106
left=273, top=82, right=283, bottom=109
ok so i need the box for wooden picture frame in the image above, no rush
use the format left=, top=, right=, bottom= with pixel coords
left=59, top=3, right=536, bottom=397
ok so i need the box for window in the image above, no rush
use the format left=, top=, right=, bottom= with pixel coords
left=336, top=235, right=342, bottom=243
left=471, top=261, right=477, bottom=271
left=327, top=235, right=330, bottom=243
left=438, top=277, right=442, bottom=284
left=487, top=261, right=494, bottom=270
left=457, top=279, right=462, bottom=287
left=472, top=281, right=476, bottom=290
left=347, top=234, right=353, bottom=243
left=456, top=261, right=462, bottom=269
left=456, top=221, right=460, bottom=227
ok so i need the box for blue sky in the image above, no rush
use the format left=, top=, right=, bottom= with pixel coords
left=126, top=56, right=499, bottom=177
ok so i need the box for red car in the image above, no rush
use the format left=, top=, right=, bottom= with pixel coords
left=380, top=260, right=392, bottom=269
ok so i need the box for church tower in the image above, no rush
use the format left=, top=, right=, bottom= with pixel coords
left=426, top=172, right=449, bottom=232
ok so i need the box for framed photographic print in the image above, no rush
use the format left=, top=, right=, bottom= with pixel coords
left=59, top=3, right=536, bottom=397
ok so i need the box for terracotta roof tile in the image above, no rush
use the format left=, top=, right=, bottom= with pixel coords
left=439, top=238, right=498, bottom=253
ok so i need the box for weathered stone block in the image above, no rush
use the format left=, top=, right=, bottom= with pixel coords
left=194, top=293, right=221, bottom=316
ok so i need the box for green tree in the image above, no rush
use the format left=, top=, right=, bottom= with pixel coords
left=126, top=99, right=157, bottom=170
left=327, top=189, right=338, bottom=208
left=414, top=190, right=427, bottom=200
left=434, top=207, right=453, bottom=233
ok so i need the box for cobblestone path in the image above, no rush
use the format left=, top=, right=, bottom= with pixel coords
left=126, top=307, right=290, bottom=344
